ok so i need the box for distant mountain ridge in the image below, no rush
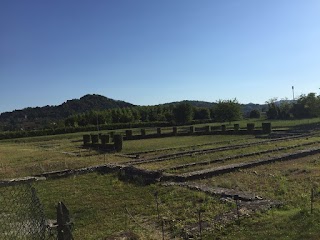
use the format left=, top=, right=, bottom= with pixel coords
left=0, top=94, right=135, bottom=130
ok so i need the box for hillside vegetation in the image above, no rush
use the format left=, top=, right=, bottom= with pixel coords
left=0, top=94, right=134, bottom=131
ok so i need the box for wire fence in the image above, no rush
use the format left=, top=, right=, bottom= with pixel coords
left=0, top=182, right=47, bottom=240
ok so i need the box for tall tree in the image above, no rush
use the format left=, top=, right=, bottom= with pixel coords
left=291, top=93, right=320, bottom=118
left=172, top=103, right=194, bottom=124
left=278, top=100, right=292, bottom=119
left=266, top=98, right=280, bottom=119
left=213, top=99, right=242, bottom=123
left=194, top=107, right=211, bottom=120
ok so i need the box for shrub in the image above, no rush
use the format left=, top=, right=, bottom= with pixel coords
left=249, top=109, right=261, bottom=118
left=0, top=121, right=174, bottom=140
left=234, top=124, right=240, bottom=131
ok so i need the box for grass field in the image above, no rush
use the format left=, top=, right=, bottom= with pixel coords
left=34, top=173, right=231, bottom=239
left=1, top=119, right=320, bottom=239
left=199, top=153, right=320, bottom=240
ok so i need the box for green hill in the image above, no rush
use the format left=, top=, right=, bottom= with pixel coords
left=0, top=94, right=134, bottom=131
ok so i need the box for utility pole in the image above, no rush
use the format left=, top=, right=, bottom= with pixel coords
left=292, top=86, right=295, bottom=101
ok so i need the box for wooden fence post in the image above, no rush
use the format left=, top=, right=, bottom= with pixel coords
left=57, top=201, right=73, bottom=240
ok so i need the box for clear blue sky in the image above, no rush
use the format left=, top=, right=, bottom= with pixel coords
left=1, top=0, right=320, bottom=113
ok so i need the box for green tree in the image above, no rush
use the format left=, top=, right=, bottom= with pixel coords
left=148, top=107, right=159, bottom=122
left=291, top=93, right=320, bottom=118
left=86, top=111, right=106, bottom=126
left=111, top=109, right=121, bottom=123
left=213, top=99, right=242, bottom=123
left=266, top=98, right=280, bottom=119
left=131, top=108, right=141, bottom=122
left=249, top=109, right=261, bottom=119
left=278, top=100, right=292, bottom=119
left=64, top=115, right=76, bottom=127
left=138, top=107, right=149, bottom=122
left=194, top=107, right=211, bottom=120
left=172, top=103, right=194, bottom=124
left=77, top=113, right=89, bottom=126
left=119, top=108, right=134, bottom=123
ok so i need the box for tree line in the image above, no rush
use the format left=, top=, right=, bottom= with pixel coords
left=266, top=93, right=320, bottom=119
left=64, top=92, right=320, bottom=128
left=1, top=92, right=319, bottom=133
left=64, top=99, right=243, bottom=127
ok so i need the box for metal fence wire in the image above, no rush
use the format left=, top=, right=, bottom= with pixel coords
left=0, top=182, right=47, bottom=240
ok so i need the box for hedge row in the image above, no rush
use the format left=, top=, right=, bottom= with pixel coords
left=0, top=121, right=272, bottom=141
left=0, top=121, right=170, bottom=140
left=121, top=123, right=272, bottom=141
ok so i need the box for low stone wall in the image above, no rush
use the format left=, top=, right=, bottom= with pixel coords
left=162, top=182, right=281, bottom=203
left=164, top=140, right=320, bottom=171
left=121, top=127, right=280, bottom=141
left=33, top=164, right=123, bottom=179
left=162, top=147, right=320, bottom=182
left=0, top=176, right=46, bottom=187
left=118, top=166, right=162, bottom=185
